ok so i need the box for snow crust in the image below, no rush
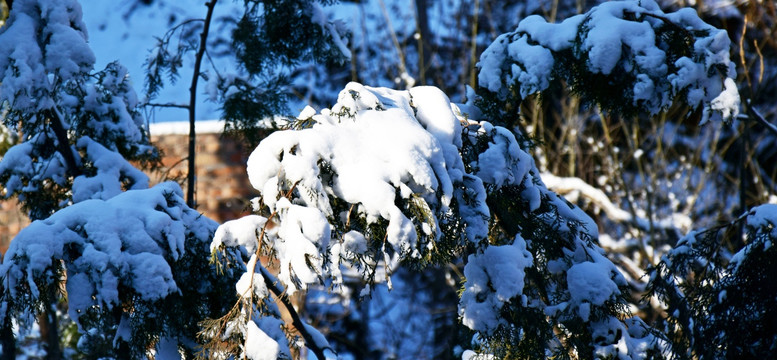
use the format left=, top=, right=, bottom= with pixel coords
left=235, top=255, right=269, bottom=300
left=0, top=1, right=754, bottom=357
left=149, top=120, right=227, bottom=136
left=254, top=316, right=292, bottom=358
left=0, top=133, right=68, bottom=197
left=462, top=349, right=495, bottom=360
left=456, top=119, right=637, bottom=352
left=671, top=204, right=777, bottom=274
left=274, top=198, right=331, bottom=293
left=745, top=204, right=777, bottom=239
left=342, top=230, right=368, bottom=254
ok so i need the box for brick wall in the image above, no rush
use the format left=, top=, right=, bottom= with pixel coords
left=0, top=200, right=28, bottom=254
left=0, top=122, right=260, bottom=254
left=151, top=129, right=256, bottom=221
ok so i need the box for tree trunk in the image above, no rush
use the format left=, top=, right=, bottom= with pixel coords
left=45, top=109, right=82, bottom=177
left=1, top=312, right=15, bottom=360
left=1, top=3, right=17, bottom=351
left=5, top=0, right=14, bottom=16
left=39, top=294, right=60, bottom=360
left=414, top=0, right=432, bottom=85
left=112, top=307, right=131, bottom=360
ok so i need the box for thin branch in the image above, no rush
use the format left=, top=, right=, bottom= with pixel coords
left=187, top=0, right=217, bottom=208
left=691, top=212, right=749, bottom=239
left=145, top=102, right=190, bottom=110
left=739, top=114, right=750, bottom=220
left=754, top=39, right=765, bottom=85
left=259, top=267, right=329, bottom=360
left=739, top=15, right=752, bottom=91
left=156, top=156, right=189, bottom=184
left=175, top=18, right=205, bottom=31
left=746, top=106, right=777, bottom=139
left=540, top=172, right=685, bottom=235
left=203, top=48, right=224, bottom=81
left=378, top=0, right=409, bottom=87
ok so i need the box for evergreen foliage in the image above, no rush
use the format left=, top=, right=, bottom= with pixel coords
left=144, top=0, right=350, bottom=147
left=0, top=0, right=158, bottom=220
left=3, top=0, right=777, bottom=359
left=206, top=81, right=666, bottom=358
left=0, top=183, right=241, bottom=357
left=0, top=1, right=233, bottom=358
left=458, top=123, right=664, bottom=359
left=647, top=205, right=777, bottom=359
left=223, top=0, right=349, bottom=147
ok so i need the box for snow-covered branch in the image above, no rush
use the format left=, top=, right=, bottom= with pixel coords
left=219, top=81, right=663, bottom=358
left=541, top=172, right=691, bottom=235
left=0, top=182, right=236, bottom=356
left=0, top=0, right=157, bottom=219
left=478, top=0, right=739, bottom=123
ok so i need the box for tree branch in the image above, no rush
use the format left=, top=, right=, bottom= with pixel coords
left=746, top=105, right=777, bottom=139
left=145, top=102, right=190, bottom=110
left=540, top=172, right=687, bottom=235
left=43, top=108, right=82, bottom=177
left=1, top=311, right=14, bottom=360
left=186, top=0, right=217, bottom=208
left=259, top=267, right=329, bottom=360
